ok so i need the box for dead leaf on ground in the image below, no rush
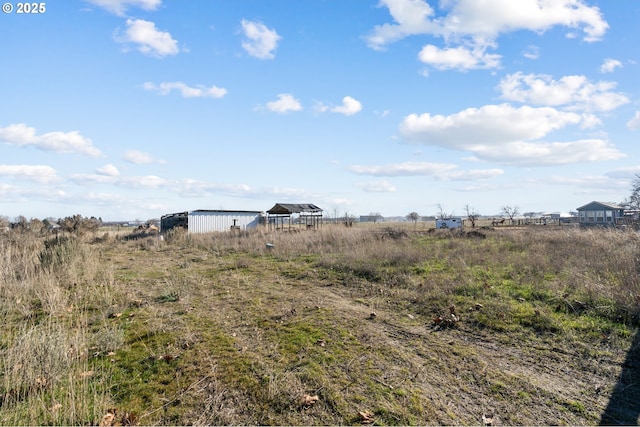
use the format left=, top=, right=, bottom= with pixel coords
left=99, top=409, right=117, bottom=426
left=358, top=410, right=375, bottom=424
left=301, top=394, right=319, bottom=407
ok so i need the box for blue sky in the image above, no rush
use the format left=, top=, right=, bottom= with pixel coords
left=1, top=0, right=639, bottom=221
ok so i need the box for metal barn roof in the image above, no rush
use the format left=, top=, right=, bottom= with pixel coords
left=267, top=203, right=323, bottom=215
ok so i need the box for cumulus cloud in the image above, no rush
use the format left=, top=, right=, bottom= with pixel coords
left=116, top=19, right=179, bottom=57
left=84, top=0, right=161, bottom=16
left=316, top=96, right=363, bottom=116
left=627, top=111, right=640, bottom=130
left=265, top=94, right=303, bottom=113
left=123, top=149, right=165, bottom=164
left=240, top=19, right=281, bottom=59
left=332, top=96, right=363, bottom=116
left=0, top=165, right=60, bottom=184
left=366, top=0, right=608, bottom=71
left=368, top=0, right=608, bottom=49
left=399, top=104, right=624, bottom=166
left=143, top=81, right=227, bottom=98
left=499, top=72, right=629, bottom=112
left=355, top=180, right=397, bottom=193
left=349, top=161, right=503, bottom=180
left=96, top=164, right=120, bottom=176
left=418, top=45, right=501, bottom=70
left=0, top=123, right=102, bottom=157
left=600, top=58, right=622, bottom=73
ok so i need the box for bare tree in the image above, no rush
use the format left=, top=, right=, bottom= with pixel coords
left=342, top=212, right=356, bottom=227
left=500, top=205, right=520, bottom=224
left=464, top=205, right=480, bottom=228
left=406, top=212, right=420, bottom=226
left=624, top=174, right=640, bottom=210
left=436, top=204, right=455, bottom=220
left=58, top=214, right=101, bottom=235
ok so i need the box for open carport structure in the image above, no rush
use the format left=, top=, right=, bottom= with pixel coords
left=266, top=203, right=323, bottom=231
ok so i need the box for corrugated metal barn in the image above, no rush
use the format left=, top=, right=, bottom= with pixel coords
left=161, top=210, right=265, bottom=234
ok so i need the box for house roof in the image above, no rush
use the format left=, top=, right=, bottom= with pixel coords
left=576, top=201, right=625, bottom=211
left=267, top=203, right=323, bottom=215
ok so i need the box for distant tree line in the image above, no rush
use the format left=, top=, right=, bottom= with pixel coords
left=0, top=214, right=102, bottom=235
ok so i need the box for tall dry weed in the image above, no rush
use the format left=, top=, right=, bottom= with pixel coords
left=0, top=230, right=119, bottom=425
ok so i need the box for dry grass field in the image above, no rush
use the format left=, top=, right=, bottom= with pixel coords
left=1, top=224, right=639, bottom=425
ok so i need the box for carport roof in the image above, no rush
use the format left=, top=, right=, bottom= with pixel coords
left=267, top=203, right=323, bottom=215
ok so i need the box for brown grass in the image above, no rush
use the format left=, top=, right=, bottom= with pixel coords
left=1, top=224, right=639, bottom=425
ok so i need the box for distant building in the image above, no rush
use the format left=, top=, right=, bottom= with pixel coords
left=359, top=214, right=384, bottom=223
left=160, top=210, right=264, bottom=233
left=576, top=201, right=625, bottom=227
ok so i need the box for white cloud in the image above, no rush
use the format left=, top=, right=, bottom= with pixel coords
left=319, top=96, right=363, bottom=116
left=499, top=72, right=629, bottom=112
left=355, top=180, right=397, bottom=193
left=116, top=19, right=179, bottom=58
left=366, top=0, right=438, bottom=50
left=240, top=19, right=281, bottom=59
left=418, top=44, right=501, bottom=71
left=265, top=94, right=303, bottom=113
left=84, top=0, right=161, bottom=16
left=627, top=111, right=640, bottom=130
left=0, top=165, right=60, bottom=184
left=123, top=149, right=165, bottom=164
left=600, top=58, right=622, bottom=73
left=0, top=123, right=103, bottom=157
left=522, top=45, right=540, bottom=60
left=399, top=104, right=624, bottom=166
left=96, top=164, right=120, bottom=177
left=440, top=0, right=607, bottom=42
left=143, top=81, right=227, bottom=98
left=349, top=161, right=503, bottom=180
left=366, top=0, right=608, bottom=70
left=369, top=0, right=608, bottom=48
